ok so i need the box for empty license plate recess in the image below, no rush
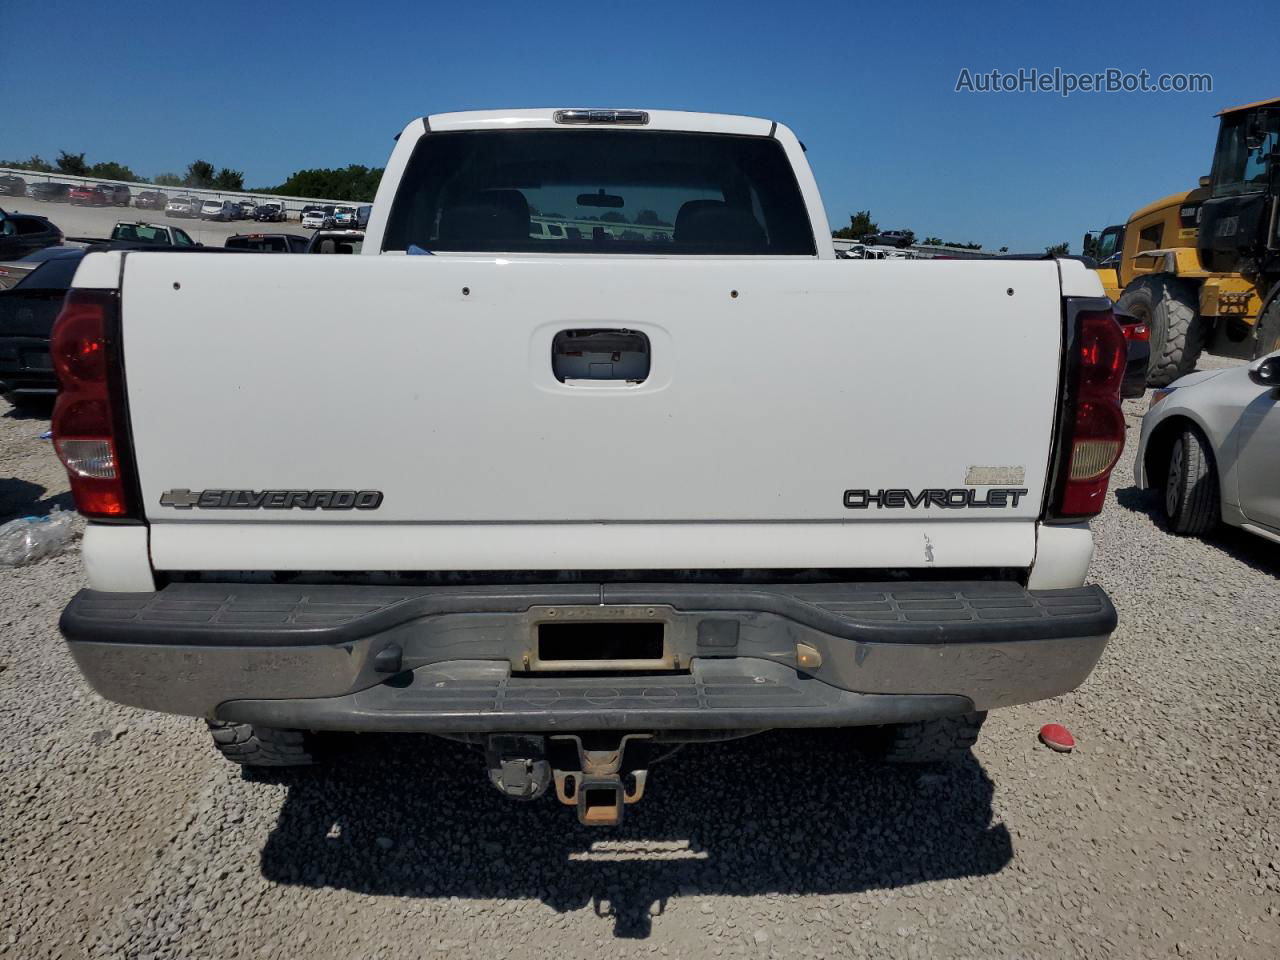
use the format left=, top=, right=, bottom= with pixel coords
left=525, top=605, right=677, bottom=671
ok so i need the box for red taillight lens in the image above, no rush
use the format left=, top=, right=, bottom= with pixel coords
left=1077, top=312, right=1128, bottom=392
left=1121, top=321, right=1150, bottom=343
left=51, top=290, right=133, bottom=519
left=1050, top=306, right=1127, bottom=520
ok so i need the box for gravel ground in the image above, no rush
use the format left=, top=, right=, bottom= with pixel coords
left=1, top=367, right=1277, bottom=959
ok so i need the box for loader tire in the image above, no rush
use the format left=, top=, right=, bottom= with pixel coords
left=1117, top=276, right=1203, bottom=387
left=861, top=711, right=987, bottom=765
left=207, top=721, right=317, bottom=767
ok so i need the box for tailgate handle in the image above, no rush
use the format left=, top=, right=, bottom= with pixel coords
left=552, top=329, right=650, bottom=384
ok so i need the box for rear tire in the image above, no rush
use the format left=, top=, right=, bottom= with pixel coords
left=1162, top=424, right=1219, bottom=536
left=207, top=721, right=317, bottom=767
left=1117, top=276, right=1204, bottom=387
left=860, top=711, right=987, bottom=765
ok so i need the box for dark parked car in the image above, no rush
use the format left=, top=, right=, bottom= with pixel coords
left=1, top=240, right=243, bottom=408
left=0, top=210, right=64, bottom=260
left=135, top=190, right=169, bottom=210
left=224, top=233, right=309, bottom=252
left=0, top=248, right=84, bottom=408
left=253, top=202, right=287, bottom=223
left=69, top=184, right=110, bottom=206
left=101, top=183, right=131, bottom=206
left=28, top=182, right=71, bottom=203
left=860, top=230, right=914, bottom=249
left=0, top=244, right=79, bottom=290
left=0, top=174, right=26, bottom=197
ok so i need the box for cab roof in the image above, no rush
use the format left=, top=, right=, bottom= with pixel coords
left=1216, top=96, right=1280, bottom=117
left=423, top=108, right=775, bottom=138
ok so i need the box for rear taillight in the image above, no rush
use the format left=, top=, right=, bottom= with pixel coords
left=1047, top=303, right=1127, bottom=520
left=51, top=290, right=136, bottom=519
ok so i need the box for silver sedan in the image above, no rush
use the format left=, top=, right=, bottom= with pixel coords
left=1135, top=352, right=1280, bottom=543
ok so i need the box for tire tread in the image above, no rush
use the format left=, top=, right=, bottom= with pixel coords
left=1118, top=276, right=1203, bottom=387
left=873, top=711, right=987, bottom=765
left=206, top=721, right=316, bottom=767
left=1166, top=426, right=1219, bottom=536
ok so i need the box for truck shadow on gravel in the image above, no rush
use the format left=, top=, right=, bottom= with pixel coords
left=1114, top=485, right=1280, bottom=579
left=1, top=401, right=52, bottom=421
left=0, top=477, right=74, bottom=523
left=259, top=731, right=1011, bottom=937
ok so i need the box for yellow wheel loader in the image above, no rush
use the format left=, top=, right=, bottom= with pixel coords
left=1089, top=97, right=1280, bottom=386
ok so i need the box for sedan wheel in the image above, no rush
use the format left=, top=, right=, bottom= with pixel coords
left=1162, top=425, right=1219, bottom=535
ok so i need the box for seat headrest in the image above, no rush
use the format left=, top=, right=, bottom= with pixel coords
left=674, top=199, right=765, bottom=251
left=438, top=189, right=531, bottom=247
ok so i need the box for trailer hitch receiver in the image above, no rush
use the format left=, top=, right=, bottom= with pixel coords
left=485, top=732, right=653, bottom=825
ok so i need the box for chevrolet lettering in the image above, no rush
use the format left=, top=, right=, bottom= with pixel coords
left=843, top=487, right=1030, bottom=509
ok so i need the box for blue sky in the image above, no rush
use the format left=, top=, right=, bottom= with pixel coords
left=4, top=0, right=1275, bottom=251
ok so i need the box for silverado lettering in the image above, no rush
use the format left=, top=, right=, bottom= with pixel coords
left=843, top=487, right=1029, bottom=509
left=158, top=488, right=383, bottom=510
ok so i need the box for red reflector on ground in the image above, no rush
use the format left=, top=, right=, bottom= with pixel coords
left=1038, top=723, right=1075, bottom=752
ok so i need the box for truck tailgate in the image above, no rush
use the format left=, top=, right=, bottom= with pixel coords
left=116, top=254, right=1063, bottom=569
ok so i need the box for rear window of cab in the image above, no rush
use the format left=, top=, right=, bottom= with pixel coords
left=383, top=129, right=816, bottom=256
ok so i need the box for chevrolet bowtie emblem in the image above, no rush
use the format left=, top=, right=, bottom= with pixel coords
left=158, top=488, right=201, bottom=509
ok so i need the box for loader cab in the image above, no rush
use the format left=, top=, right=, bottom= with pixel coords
left=1089, top=224, right=1125, bottom=266
left=1086, top=224, right=1126, bottom=302
left=1198, top=102, right=1280, bottom=275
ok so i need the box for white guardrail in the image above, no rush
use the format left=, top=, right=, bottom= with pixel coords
left=0, top=167, right=366, bottom=221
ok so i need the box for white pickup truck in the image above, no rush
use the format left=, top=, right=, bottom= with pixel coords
left=53, top=108, right=1123, bottom=825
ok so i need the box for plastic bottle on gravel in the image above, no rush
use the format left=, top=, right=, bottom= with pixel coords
left=0, top=507, right=76, bottom=568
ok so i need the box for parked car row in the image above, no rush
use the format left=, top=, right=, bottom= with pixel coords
left=162, top=196, right=288, bottom=222
left=18, top=180, right=131, bottom=206
left=4, top=175, right=364, bottom=226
